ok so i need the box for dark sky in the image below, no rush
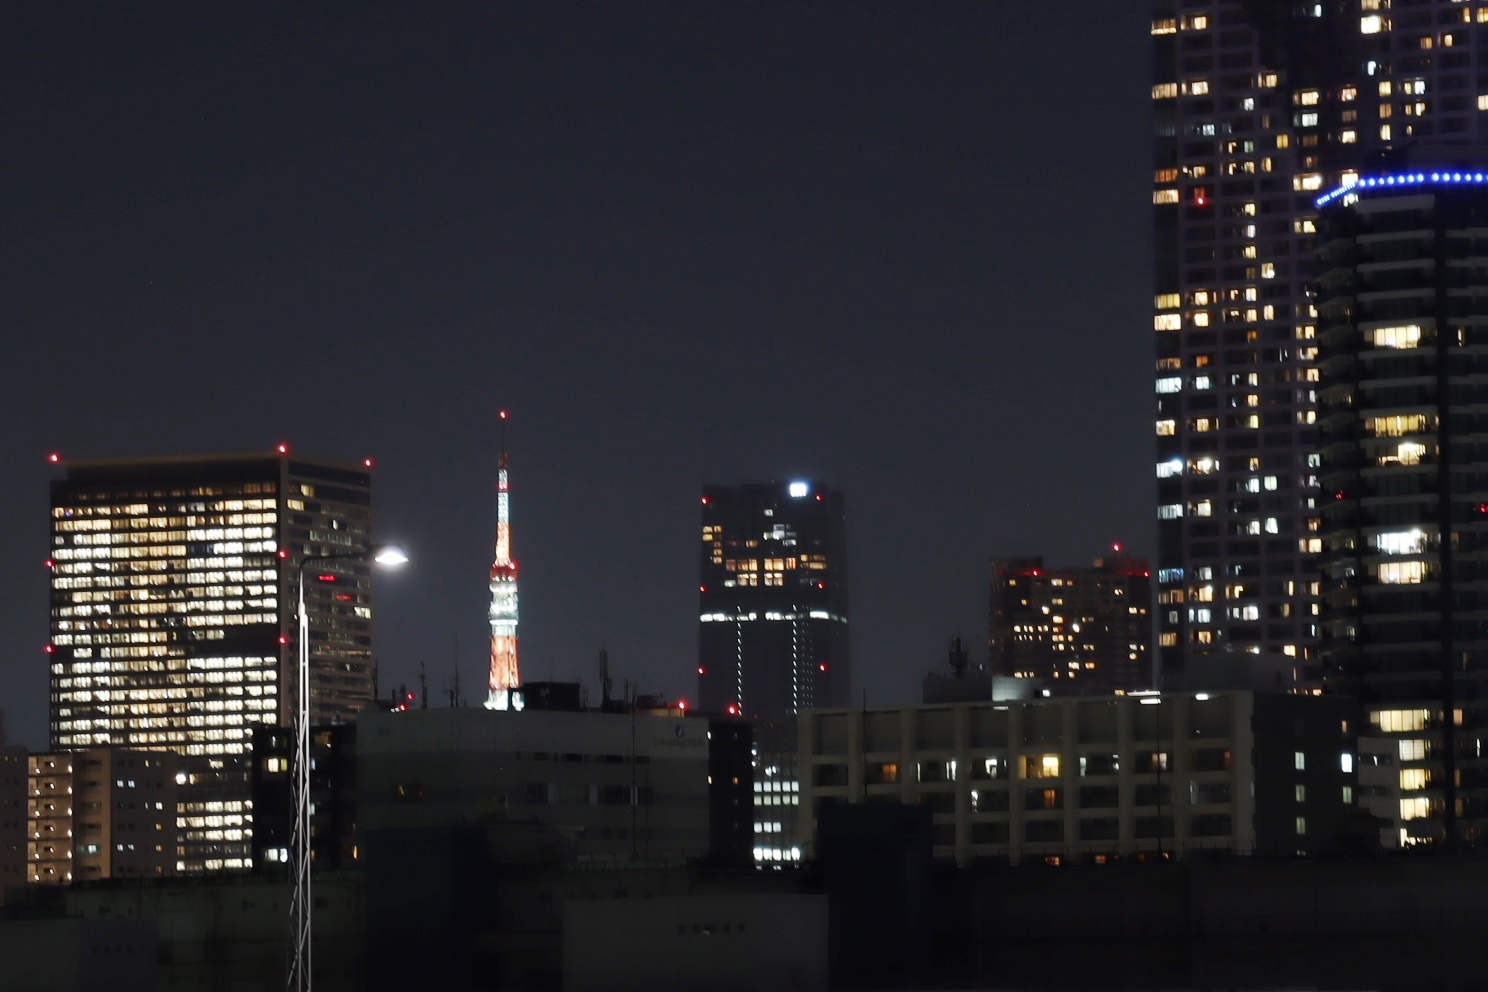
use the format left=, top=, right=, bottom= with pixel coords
left=2, top=3, right=1152, bottom=748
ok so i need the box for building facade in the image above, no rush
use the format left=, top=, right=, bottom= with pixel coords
left=0, top=744, right=24, bottom=901
left=1151, top=0, right=1488, bottom=688
left=800, top=691, right=1361, bottom=865
left=26, top=749, right=180, bottom=885
left=48, top=451, right=383, bottom=872
left=989, top=554, right=1154, bottom=695
left=1316, top=173, right=1488, bottom=847
left=356, top=706, right=738, bottom=864
left=698, top=481, right=849, bottom=719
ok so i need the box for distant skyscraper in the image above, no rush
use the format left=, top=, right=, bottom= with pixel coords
left=1316, top=174, right=1488, bottom=848
left=698, top=481, right=849, bottom=718
left=988, top=553, right=1153, bottom=696
left=1151, top=1, right=1488, bottom=688
left=48, top=451, right=381, bottom=871
left=485, top=411, right=521, bottom=710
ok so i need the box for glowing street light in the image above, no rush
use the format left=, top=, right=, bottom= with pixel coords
left=288, top=543, right=407, bottom=992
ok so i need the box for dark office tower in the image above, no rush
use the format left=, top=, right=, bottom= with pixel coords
left=1152, top=2, right=1488, bottom=689
left=1316, top=173, right=1488, bottom=849
left=698, top=482, right=849, bottom=718
left=989, top=554, right=1154, bottom=696
left=49, top=451, right=380, bottom=872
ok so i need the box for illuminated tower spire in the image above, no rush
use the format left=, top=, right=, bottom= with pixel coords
left=485, top=410, right=521, bottom=709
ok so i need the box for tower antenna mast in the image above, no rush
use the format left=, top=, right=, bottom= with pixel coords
left=484, top=409, right=522, bottom=709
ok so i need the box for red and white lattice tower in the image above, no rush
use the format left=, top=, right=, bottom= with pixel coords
left=485, top=410, right=521, bottom=709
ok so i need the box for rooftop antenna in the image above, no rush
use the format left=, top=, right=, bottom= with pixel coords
left=949, top=636, right=969, bottom=678
left=599, top=648, right=613, bottom=708
left=419, top=661, right=429, bottom=710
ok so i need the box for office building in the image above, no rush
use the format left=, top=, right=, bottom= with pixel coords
left=26, top=749, right=179, bottom=885
left=988, top=553, right=1153, bottom=695
left=1151, top=1, right=1488, bottom=687
left=698, top=481, right=849, bottom=719
left=48, top=451, right=383, bottom=871
left=800, top=691, right=1361, bottom=865
left=1316, top=173, right=1488, bottom=847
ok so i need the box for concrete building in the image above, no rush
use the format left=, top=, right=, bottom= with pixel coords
left=356, top=705, right=743, bottom=864
left=564, top=893, right=828, bottom=992
left=48, top=451, right=388, bottom=872
left=27, top=749, right=179, bottom=886
left=699, top=481, right=850, bottom=719
left=800, top=690, right=1363, bottom=865
left=751, top=716, right=802, bottom=866
left=0, top=744, right=26, bottom=902
left=989, top=554, right=1154, bottom=695
left=0, top=872, right=363, bottom=992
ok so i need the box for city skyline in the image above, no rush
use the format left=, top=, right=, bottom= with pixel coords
left=1, top=4, right=1153, bottom=749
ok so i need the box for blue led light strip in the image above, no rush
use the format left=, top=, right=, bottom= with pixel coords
left=1315, top=170, right=1488, bottom=208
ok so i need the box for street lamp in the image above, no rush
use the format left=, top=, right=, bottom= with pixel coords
left=288, top=543, right=407, bottom=992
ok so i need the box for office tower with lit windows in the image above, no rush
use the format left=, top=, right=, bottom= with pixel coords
left=1152, top=1, right=1488, bottom=689
left=1316, top=173, right=1488, bottom=847
left=988, top=553, right=1154, bottom=696
left=48, top=451, right=381, bottom=872
left=698, top=481, right=849, bottom=719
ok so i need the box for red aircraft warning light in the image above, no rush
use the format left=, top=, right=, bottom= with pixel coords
left=48, top=452, right=61, bottom=464
left=276, top=443, right=289, bottom=454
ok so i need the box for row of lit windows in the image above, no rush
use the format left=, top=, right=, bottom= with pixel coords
left=56, top=495, right=276, bottom=517
left=54, top=540, right=277, bottom=560
left=56, top=526, right=274, bottom=544
left=54, top=569, right=278, bottom=590
left=56, top=512, right=277, bottom=533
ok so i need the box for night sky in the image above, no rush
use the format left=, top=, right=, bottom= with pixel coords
left=3, top=3, right=1152, bottom=748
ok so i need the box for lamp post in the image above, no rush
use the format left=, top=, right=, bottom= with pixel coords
left=288, top=543, right=407, bottom=992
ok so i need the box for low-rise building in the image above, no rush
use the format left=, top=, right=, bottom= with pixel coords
left=27, top=749, right=179, bottom=885
left=800, top=691, right=1361, bottom=864
left=356, top=705, right=746, bottom=864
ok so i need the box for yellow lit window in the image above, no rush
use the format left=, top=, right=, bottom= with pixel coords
left=1154, top=189, right=1179, bottom=205
left=1153, top=82, right=1178, bottom=99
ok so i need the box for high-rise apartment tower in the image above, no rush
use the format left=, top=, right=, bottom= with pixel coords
left=48, top=451, right=382, bottom=871
left=1316, top=172, right=1488, bottom=847
left=1152, top=1, right=1488, bottom=688
left=698, top=482, right=849, bottom=718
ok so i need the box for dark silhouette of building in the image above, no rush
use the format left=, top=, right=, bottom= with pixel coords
left=698, top=481, right=849, bottom=718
